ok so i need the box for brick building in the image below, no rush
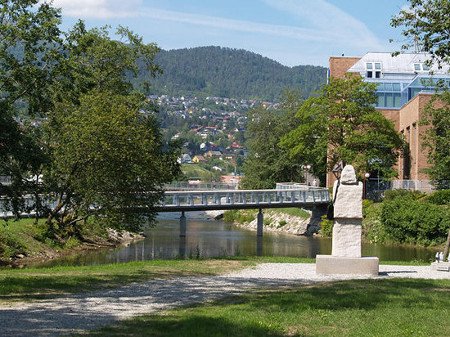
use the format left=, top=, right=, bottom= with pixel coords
left=327, top=52, right=450, bottom=187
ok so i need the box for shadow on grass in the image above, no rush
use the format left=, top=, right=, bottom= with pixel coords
left=88, top=314, right=286, bottom=337
left=0, top=271, right=175, bottom=301
left=242, top=279, right=450, bottom=312
left=82, top=278, right=450, bottom=337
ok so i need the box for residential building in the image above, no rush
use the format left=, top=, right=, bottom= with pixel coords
left=327, top=52, right=450, bottom=187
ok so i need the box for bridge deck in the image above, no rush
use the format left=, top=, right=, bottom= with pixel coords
left=0, top=188, right=330, bottom=217
left=157, top=188, right=329, bottom=212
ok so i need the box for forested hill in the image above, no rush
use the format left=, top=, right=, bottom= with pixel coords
left=146, top=46, right=327, bottom=101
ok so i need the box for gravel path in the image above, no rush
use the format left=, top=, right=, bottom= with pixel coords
left=1, top=263, right=449, bottom=336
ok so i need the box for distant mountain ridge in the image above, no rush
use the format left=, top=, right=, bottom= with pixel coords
left=147, top=46, right=327, bottom=101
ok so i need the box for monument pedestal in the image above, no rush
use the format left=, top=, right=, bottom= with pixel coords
left=316, top=255, right=379, bottom=276
left=431, top=262, right=450, bottom=272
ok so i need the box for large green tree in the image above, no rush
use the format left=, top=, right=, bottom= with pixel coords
left=280, top=75, right=404, bottom=180
left=0, top=1, right=180, bottom=240
left=44, top=92, right=178, bottom=238
left=241, top=91, right=305, bottom=189
left=0, top=0, right=62, bottom=216
left=41, top=23, right=179, bottom=240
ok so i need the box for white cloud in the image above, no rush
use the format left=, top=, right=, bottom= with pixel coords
left=50, top=0, right=143, bottom=19
left=139, top=8, right=331, bottom=43
left=48, top=0, right=382, bottom=48
left=262, top=0, right=385, bottom=50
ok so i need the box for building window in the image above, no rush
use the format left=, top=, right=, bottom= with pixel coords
left=366, top=62, right=382, bottom=78
left=413, top=63, right=430, bottom=72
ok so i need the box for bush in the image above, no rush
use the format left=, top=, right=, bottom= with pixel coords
left=319, top=215, right=333, bottom=237
left=383, top=189, right=425, bottom=201
left=223, top=210, right=255, bottom=224
left=425, top=190, right=450, bottom=205
left=380, top=196, right=450, bottom=246
left=278, top=220, right=287, bottom=228
left=362, top=200, right=388, bottom=243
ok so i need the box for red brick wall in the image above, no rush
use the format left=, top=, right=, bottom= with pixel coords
left=329, top=57, right=360, bottom=79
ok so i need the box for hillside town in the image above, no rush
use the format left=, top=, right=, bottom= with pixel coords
left=151, top=95, right=279, bottom=179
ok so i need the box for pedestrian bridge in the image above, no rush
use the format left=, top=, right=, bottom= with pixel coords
left=157, top=187, right=329, bottom=212
left=0, top=184, right=329, bottom=239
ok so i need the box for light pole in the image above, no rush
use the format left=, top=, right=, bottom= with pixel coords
left=363, top=172, right=370, bottom=199
left=302, top=164, right=311, bottom=185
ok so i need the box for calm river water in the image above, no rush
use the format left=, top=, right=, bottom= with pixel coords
left=34, top=212, right=437, bottom=267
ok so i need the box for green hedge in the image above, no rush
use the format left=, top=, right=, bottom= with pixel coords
left=425, top=189, right=450, bottom=205
left=380, top=191, right=450, bottom=246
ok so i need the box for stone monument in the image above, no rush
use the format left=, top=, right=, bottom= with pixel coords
left=316, top=165, right=379, bottom=276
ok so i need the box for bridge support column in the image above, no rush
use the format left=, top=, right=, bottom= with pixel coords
left=180, top=211, right=187, bottom=238
left=257, top=208, right=263, bottom=237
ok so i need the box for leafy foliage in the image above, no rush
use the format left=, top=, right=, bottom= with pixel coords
left=45, top=92, right=178, bottom=234
left=241, top=91, right=305, bottom=189
left=319, top=215, right=333, bottom=237
left=0, top=0, right=62, bottom=215
left=421, top=92, right=450, bottom=189
left=281, top=75, right=405, bottom=181
left=380, top=190, right=450, bottom=245
left=146, top=46, right=327, bottom=101
left=391, top=0, right=450, bottom=67
left=424, top=189, right=450, bottom=205
left=0, top=2, right=180, bottom=240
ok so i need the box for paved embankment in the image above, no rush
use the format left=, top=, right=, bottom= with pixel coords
left=1, top=263, right=449, bottom=336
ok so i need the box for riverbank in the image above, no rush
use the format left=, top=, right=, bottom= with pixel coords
left=216, top=208, right=322, bottom=236
left=0, top=218, right=144, bottom=267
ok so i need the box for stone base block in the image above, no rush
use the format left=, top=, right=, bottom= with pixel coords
left=431, top=262, right=450, bottom=272
left=332, top=219, right=361, bottom=257
left=316, top=255, right=379, bottom=276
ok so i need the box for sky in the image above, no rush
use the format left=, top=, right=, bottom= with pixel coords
left=50, top=0, right=409, bottom=67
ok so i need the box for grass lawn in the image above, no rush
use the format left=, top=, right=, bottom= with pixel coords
left=83, top=278, right=450, bottom=337
left=0, top=218, right=50, bottom=260
left=181, top=164, right=212, bottom=180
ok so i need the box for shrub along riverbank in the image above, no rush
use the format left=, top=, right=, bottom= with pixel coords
left=224, top=189, right=450, bottom=249
left=362, top=189, right=450, bottom=247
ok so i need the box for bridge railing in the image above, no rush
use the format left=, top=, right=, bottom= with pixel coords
left=165, top=181, right=239, bottom=190
left=160, top=188, right=330, bottom=208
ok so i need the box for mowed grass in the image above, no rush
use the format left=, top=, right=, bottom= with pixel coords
left=84, top=278, right=450, bottom=337
left=0, top=259, right=254, bottom=302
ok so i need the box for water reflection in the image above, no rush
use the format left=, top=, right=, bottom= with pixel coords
left=31, top=215, right=437, bottom=268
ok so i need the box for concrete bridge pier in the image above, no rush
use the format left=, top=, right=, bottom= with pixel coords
left=180, top=211, right=187, bottom=238
left=257, top=208, right=263, bottom=237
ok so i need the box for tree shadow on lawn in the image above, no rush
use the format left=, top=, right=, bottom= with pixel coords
left=84, top=278, right=450, bottom=337
left=87, top=314, right=287, bottom=337
left=243, top=279, right=450, bottom=312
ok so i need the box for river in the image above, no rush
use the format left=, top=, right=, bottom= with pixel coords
left=34, top=212, right=437, bottom=267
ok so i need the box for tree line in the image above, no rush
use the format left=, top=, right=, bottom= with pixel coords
left=143, top=46, right=327, bottom=101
